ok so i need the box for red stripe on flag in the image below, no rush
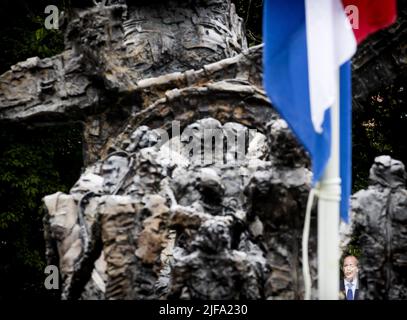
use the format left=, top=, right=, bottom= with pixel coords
left=341, top=0, right=397, bottom=44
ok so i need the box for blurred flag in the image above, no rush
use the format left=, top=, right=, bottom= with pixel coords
left=263, top=0, right=397, bottom=221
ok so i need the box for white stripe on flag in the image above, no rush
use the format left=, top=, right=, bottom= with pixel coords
left=305, top=0, right=356, bottom=134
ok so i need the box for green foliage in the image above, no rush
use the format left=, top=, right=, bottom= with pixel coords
left=0, top=1, right=75, bottom=299
left=0, top=1, right=65, bottom=74
left=343, top=241, right=363, bottom=259
left=352, top=74, right=407, bottom=192
left=0, top=124, right=83, bottom=299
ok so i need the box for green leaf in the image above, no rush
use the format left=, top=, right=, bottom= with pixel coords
left=35, top=28, right=44, bottom=41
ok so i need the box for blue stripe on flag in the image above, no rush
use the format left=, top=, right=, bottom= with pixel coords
left=340, top=61, right=352, bottom=222
left=263, top=0, right=331, bottom=184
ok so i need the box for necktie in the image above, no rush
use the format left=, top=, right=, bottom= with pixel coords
left=346, top=283, right=354, bottom=300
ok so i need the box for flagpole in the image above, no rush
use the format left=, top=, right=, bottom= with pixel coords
left=317, top=69, right=341, bottom=300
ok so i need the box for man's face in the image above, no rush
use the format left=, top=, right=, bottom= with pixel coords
left=343, top=256, right=359, bottom=281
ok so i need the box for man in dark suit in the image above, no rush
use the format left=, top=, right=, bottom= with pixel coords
left=340, top=255, right=360, bottom=300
